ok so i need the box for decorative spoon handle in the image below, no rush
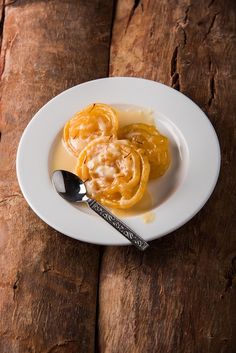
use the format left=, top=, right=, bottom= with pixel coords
left=87, top=199, right=149, bottom=251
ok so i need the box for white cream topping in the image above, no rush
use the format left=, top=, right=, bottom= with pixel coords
left=85, top=180, right=94, bottom=195
left=95, top=165, right=116, bottom=178
left=77, top=124, right=87, bottom=130
left=87, top=160, right=95, bottom=169
left=107, top=143, right=120, bottom=156
left=69, top=138, right=87, bottom=152
left=70, top=138, right=81, bottom=149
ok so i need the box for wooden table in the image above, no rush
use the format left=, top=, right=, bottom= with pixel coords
left=0, top=1, right=235, bottom=352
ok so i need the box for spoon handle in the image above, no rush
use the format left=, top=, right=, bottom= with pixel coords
left=87, top=199, right=149, bottom=251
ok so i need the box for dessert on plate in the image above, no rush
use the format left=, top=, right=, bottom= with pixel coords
left=62, top=103, right=170, bottom=209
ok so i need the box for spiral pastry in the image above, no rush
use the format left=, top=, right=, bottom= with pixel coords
left=76, top=137, right=150, bottom=209
left=63, top=103, right=118, bottom=156
left=119, top=123, right=170, bottom=179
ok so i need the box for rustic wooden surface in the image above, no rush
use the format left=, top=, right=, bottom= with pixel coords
left=0, top=0, right=235, bottom=353
left=0, top=1, right=113, bottom=352
left=99, top=0, right=236, bottom=352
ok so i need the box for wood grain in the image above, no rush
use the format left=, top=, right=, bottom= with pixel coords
left=0, top=1, right=113, bottom=352
left=99, top=0, right=236, bottom=352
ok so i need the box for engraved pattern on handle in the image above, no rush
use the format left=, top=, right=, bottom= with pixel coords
left=88, top=199, right=149, bottom=251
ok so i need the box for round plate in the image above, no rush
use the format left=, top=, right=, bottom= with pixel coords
left=16, top=77, right=220, bottom=246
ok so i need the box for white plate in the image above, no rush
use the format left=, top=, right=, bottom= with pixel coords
left=16, top=77, right=220, bottom=246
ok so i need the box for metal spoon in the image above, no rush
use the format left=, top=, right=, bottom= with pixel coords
left=52, top=170, right=149, bottom=251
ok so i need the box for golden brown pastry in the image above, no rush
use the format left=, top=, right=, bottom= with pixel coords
left=119, top=123, right=170, bottom=179
left=63, top=103, right=118, bottom=156
left=76, top=137, right=150, bottom=209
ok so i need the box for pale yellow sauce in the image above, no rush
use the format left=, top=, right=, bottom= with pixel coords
left=51, top=108, right=156, bottom=221
left=117, top=108, right=154, bottom=128
left=142, top=212, right=155, bottom=223
left=51, top=139, right=77, bottom=174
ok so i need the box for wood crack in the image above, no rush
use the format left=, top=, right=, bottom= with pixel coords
left=182, top=5, right=190, bottom=46
left=0, top=0, right=6, bottom=78
left=0, top=0, right=6, bottom=77
left=170, top=46, right=180, bottom=91
left=41, top=266, right=85, bottom=289
left=0, top=0, right=5, bottom=36
left=203, top=12, right=219, bottom=41
left=208, top=0, right=215, bottom=8
left=170, top=5, right=190, bottom=91
left=182, top=28, right=187, bottom=46
left=0, top=1, right=18, bottom=78
left=183, top=5, right=190, bottom=24
left=208, top=56, right=212, bottom=71
left=12, top=272, right=21, bottom=301
left=5, top=0, right=19, bottom=5
left=125, top=0, right=141, bottom=33
left=207, top=75, right=215, bottom=108
left=44, top=340, right=78, bottom=353
left=0, top=193, right=23, bottom=205
left=171, top=46, right=178, bottom=76
left=176, top=5, right=190, bottom=47
left=224, top=256, right=236, bottom=292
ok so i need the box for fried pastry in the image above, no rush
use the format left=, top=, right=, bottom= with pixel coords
left=119, top=123, right=170, bottom=178
left=64, top=103, right=118, bottom=156
left=76, top=137, right=150, bottom=209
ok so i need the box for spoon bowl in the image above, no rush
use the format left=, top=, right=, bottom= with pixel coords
left=52, top=170, right=149, bottom=251
left=52, top=170, right=88, bottom=202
